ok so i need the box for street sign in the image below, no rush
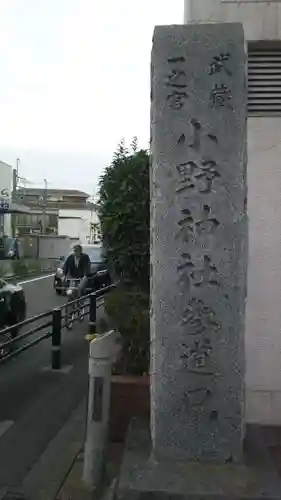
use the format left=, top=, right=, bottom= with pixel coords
left=0, top=163, right=12, bottom=212
left=0, top=200, right=10, bottom=210
left=0, top=188, right=11, bottom=211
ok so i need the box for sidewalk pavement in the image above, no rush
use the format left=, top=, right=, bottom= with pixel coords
left=21, top=400, right=87, bottom=500
left=19, top=393, right=281, bottom=500
left=55, top=426, right=281, bottom=500
left=55, top=425, right=281, bottom=500
left=56, top=443, right=124, bottom=500
left=19, top=397, right=124, bottom=500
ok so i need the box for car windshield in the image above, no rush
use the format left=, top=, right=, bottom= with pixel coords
left=84, top=246, right=102, bottom=262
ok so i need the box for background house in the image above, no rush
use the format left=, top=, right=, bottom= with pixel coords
left=184, top=0, right=281, bottom=425
left=15, top=187, right=101, bottom=243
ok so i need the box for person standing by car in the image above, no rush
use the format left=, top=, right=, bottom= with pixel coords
left=62, top=244, right=91, bottom=295
left=12, top=237, right=20, bottom=260
left=7, top=236, right=20, bottom=260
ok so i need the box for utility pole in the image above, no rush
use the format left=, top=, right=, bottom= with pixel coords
left=11, top=169, right=17, bottom=238
left=12, top=158, right=20, bottom=198
left=41, top=178, right=47, bottom=234
left=89, top=185, right=95, bottom=243
left=11, top=159, right=20, bottom=238
left=15, top=158, right=32, bottom=190
left=12, top=169, right=17, bottom=198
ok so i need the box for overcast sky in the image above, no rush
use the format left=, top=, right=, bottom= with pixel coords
left=0, top=0, right=183, bottom=194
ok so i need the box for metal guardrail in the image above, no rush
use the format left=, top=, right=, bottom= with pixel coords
left=0, top=283, right=117, bottom=369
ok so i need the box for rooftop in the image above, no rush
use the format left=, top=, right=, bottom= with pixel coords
left=0, top=160, right=12, bottom=169
left=16, top=188, right=90, bottom=198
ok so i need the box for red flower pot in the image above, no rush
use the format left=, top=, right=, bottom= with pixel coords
left=109, top=375, right=150, bottom=442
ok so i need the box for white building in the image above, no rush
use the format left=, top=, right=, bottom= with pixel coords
left=0, top=161, right=29, bottom=240
left=0, top=161, right=13, bottom=237
left=184, top=0, right=281, bottom=425
left=58, top=206, right=101, bottom=243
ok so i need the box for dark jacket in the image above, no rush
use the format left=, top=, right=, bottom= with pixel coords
left=63, top=253, right=91, bottom=279
left=12, top=238, right=20, bottom=258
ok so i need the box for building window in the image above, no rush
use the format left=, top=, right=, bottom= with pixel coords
left=49, top=214, right=58, bottom=228
left=248, top=41, right=281, bottom=116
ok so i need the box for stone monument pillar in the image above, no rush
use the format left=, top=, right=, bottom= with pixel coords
left=150, top=22, right=247, bottom=463
left=116, top=23, right=281, bottom=500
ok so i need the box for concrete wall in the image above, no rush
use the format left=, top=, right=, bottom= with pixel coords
left=21, top=234, right=79, bottom=259
left=184, top=0, right=281, bottom=425
left=184, top=0, right=281, bottom=40
left=37, top=235, right=76, bottom=259
left=246, top=117, right=281, bottom=425
left=58, top=208, right=100, bottom=243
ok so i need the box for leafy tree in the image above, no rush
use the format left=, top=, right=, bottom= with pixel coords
left=99, top=138, right=150, bottom=374
left=130, top=136, right=138, bottom=153
left=112, top=137, right=129, bottom=161
left=98, top=138, right=149, bottom=291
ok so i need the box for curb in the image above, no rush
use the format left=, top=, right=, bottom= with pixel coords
left=4, top=270, right=56, bottom=282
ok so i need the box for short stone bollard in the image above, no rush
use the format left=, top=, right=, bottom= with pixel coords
left=83, top=329, right=120, bottom=488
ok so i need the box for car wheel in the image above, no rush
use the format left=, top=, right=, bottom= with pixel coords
left=54, top=279, right=62, bottom=295
left=66, top=304, right=74, bottom=330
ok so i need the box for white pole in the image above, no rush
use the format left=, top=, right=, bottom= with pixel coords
left=183, top=0, right=191, bottom=23
left=41, top=178, right=47, bottom=234
left=83, top=330, right=118, bottom=488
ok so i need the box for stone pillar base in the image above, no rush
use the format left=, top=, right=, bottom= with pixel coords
left=116, top=419, right=281, bottom=500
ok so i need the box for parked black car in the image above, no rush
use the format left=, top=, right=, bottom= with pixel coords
left=0, top=278, right=27, bottom=355
left=54, top=244, right=111, bottom=295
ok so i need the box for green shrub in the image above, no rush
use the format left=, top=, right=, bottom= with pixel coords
left=104, top=284, right=149, bottom=375
left=27, top=260, right=41, bottom=274
left=11, top=259, right=29, bottom=277
left=11, top=259, right=41, bottom=277
left=98, top=139, right=149, bottom=292
left=99, top=139, right=150, bottom=375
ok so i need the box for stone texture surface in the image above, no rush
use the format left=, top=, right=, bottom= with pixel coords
left=116, top=419, right=281, bottom=500
left=150, top=23, right=247, bottom=462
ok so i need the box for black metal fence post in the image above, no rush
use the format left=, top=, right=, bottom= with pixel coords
left=52, top=308, right=62, bottom=369
left=88, top=293, right=96, bottom=336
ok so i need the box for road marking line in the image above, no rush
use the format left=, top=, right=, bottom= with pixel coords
left=41, top=364, right=73, bottom=374
left=0, top=420, right=14, bottom=438
left=19, top=273, right=55, bottom=285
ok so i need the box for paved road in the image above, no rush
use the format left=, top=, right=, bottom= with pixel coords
left=0, top=274, right=105, bottom=490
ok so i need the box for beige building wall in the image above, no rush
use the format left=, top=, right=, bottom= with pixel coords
left=184, top=0, right=281, bottom=425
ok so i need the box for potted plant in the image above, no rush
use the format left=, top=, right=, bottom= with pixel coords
left=103, top=284, right=150, bottom=443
